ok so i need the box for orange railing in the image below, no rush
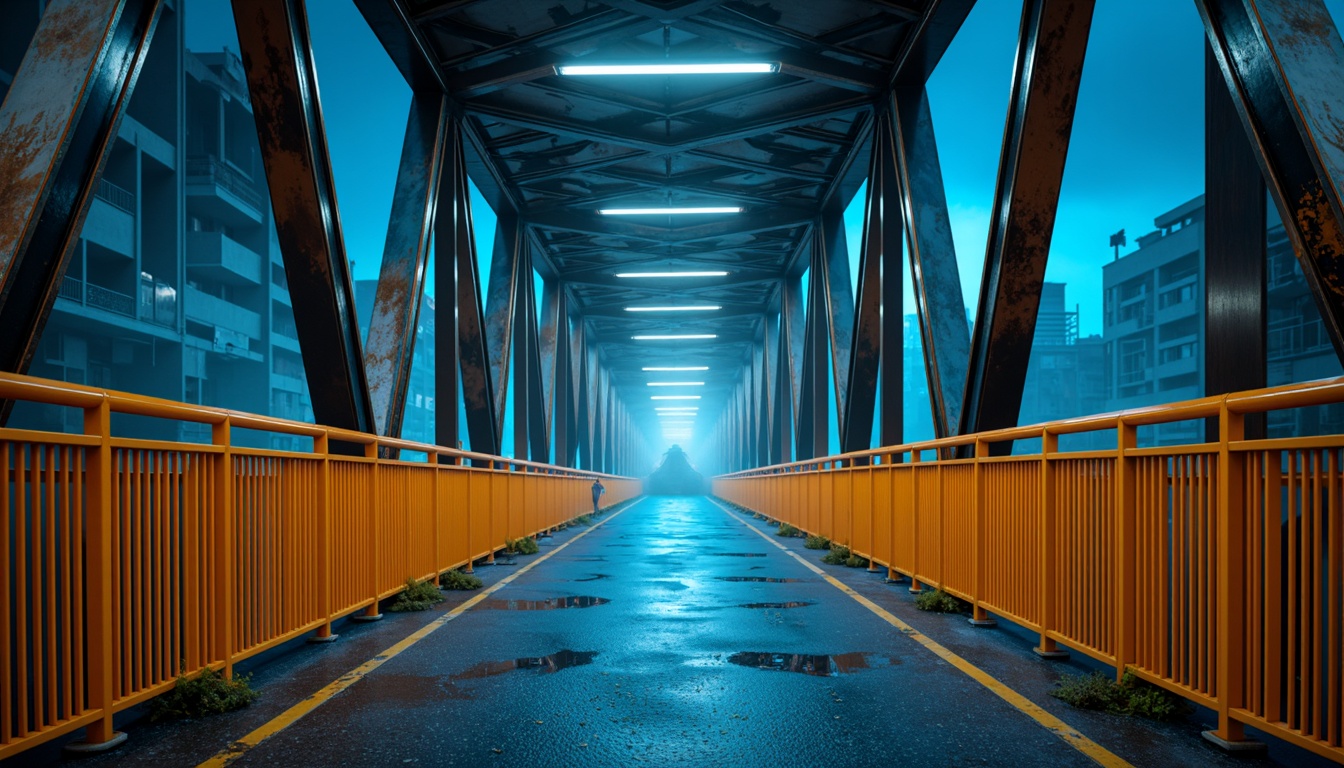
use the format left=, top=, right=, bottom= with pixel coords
left=0, top=372, right=638, bottom=759
left=715, top=376, right=1344, bottom=764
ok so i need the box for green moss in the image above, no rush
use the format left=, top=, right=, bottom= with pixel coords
left=844, top=553, right=870, bottom=568
left=574, top=514, right=593, bottom=526
left=149, top=667, right=258, bottom=722
left=440, top=570, right=483, bottom=590
left=390, top=577, right=446, bottom=612
left=505, top=536, right=540, bottom=555
left=1050, top=670, right=1188, bottom=721
left=914, top=589, right=965, bottom=613
left=776, top=523, right=800, bottom=537
left=820, top=544, right=851, bottom=565
left=803, top=534, right=830, bottom=550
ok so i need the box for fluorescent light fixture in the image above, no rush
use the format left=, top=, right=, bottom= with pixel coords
left=617, top=271, right=728, bottom=279
left=632, top=334, right=716, bottom=340
left=559, top=63, right=777, bottom=76
left=651, top=395, right=701, bottom=401
left=655, top=407, right=698, bottom=412
left=647, top=381, right=704, bottom=387
left=643, top=366, right=709, bottom=372
left=600, top=206, right=742, bottom=216
left=660, top=421, right=694, bottom=426
left=625, top=305, right=720, bottom=312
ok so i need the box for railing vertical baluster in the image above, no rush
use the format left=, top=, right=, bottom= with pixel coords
left=363, top=441, right=382, bottom=620
left=78, top=398, right=118, bottom=748
left=1037, top=429, right=1066, bottom=658
left=970, top=438, right=995, bottom=626
left=212, top=418, right=235, bottom=676
left=312, top=433, right=335, bottom=641
left=431, top=451, right=441, bottom=585
left=909, top=449, right=922, bottom=594
left=1115, top=420, right=1137, bottom=679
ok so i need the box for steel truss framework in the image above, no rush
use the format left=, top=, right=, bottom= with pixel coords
left=2, top=2, right=1344, bottom=527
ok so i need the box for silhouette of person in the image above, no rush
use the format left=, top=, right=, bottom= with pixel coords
left=591, top=478, right=605, bottom=514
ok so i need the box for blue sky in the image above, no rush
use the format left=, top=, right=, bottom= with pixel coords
left=190, top=0, right=1344, bottom=337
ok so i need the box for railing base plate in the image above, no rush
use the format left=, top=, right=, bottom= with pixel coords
left=1201, top=731, right=1266, bottom=754
left=1033, top=647, right=1070, bottom=660
left=968, top=618, right=998, bottom=628
left=64, top=731, right=127, bottom=754
left=351, top=613, right=383, bottom=622
left=307, top=633, right=340, bottom=643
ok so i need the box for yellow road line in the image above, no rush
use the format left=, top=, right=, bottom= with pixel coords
left=198, top=498, right=646, bottom=768
left=709, top=498, right=1133, bottom=768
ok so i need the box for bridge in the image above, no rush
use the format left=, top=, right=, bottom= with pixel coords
left=1, top=0, right=1344, bottom=765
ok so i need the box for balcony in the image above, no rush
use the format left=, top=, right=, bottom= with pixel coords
left=1268, top=316, right=1333, bottom=361
left=82, top=186, right=135, bottom=257
left=187, top=231, right=263, bottom=285
left=186, top=157, right=264, bottom=225
left=185, top=285, right=262, bottom=340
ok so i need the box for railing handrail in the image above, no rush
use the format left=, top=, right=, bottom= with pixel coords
left=717, top=374, right=1344, bottom=477
left=0, top=370, right=625, bottom=479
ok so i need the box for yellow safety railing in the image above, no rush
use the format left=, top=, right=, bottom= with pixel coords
left=0, top=372, right=639, bottom=759
left=715, top=376, right=1344, bottom=764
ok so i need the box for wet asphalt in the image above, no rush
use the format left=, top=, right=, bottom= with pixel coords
left=12, top=495, right=1329, bottom=767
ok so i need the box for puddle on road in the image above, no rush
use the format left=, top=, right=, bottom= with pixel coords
left=727, top=652, right=877, bottom=676
left=716, top=576, right=805, bottom=583
left=574, top=574, right=610, bottom=582
left=480, top=596, right=610, bottom=610
left=708, top=553, right=768, bottom=558
left=451, top=650, right=598, bottom=681
left=738, top=601, right=814, bottom=609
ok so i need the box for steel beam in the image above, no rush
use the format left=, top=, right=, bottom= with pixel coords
left=232, top=0, right=375, bottom=434
left=958, top=0, right=1094, bottom=450
left=0, top=0, right=162, bottom=405
left=892, top=88, right=969, bottom=438
left=365, top=94, right=449, bottom=440
left=1198, top=0, right=1344, bottom=362
left=483, top=211, right=522, bottom=431
left=522, top=259, right=549, bottom=461
left=1203, top=42, right=1267, bottom=441
left=351, top=0, right=446, bottom=93
left=817, top=204, right=855, bottom=436
left=891, top=0, right=977, bottom=88
left=542, top=281, right=566, bottom=462
left=448, top=125, right=499, bottom=457
left=842, top=126, right=886, bottom=454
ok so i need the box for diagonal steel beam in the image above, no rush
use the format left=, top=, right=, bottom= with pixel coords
left=446, top=124, right=499, bottom=456
left=958, top=0, right=1094, bottom=450
left=352, top=0, right=446, bottom=93
left=365, top=94, right=449, bottom=440
left=891, top=0, right=977, bottom=88
left=841, top=127, right=886, bottom=454
left=539, top=276, right=562, bottom=452
left=483, top=210, right=523, bottom=431
left=1198, top=0, right=1344, bottom=361
left=0, top=0, right=162, bottom=401
left=781, top=275, right=806, bottom=435
left=892, top=87, right=969, bottom=439
left=232, top=0, right=375, bottom=434
left=816, top=204, right=854, bottom=429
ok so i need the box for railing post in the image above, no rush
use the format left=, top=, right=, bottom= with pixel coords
left=1204, top=404, right=1256, bottom=750
left=1036, top=429, right=1067, bottom=658
left=74, top=397, right=121, bottom=749
left=909, top=449, right=923, bottom=593
left=1114, top=420, right=1136, bottom=675
left=970, top=438, right=996, bottom=627
left=357, top=441, right=383, bottom=621
left=431, top=451, right=441, bottom=585
left=310, top=432, right=336, bottom=642
left=213, top=417, right=237, bottom=673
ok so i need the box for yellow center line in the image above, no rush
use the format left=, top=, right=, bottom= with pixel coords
left=198, top=498, right=646, bottom=768
left=708, top=498, right=1133, bottom=768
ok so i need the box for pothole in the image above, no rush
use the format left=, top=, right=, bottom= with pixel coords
left=451, top=650, right=598, bottom=681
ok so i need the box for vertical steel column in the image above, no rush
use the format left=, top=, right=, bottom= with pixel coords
left=958, top=0, right=1095, bottom=451
left=806, top=239, right=831, bottom=458
left=232, top=0, right=375, bottom=434
left=1203, top=43, right=1267, bottom=441
left=892, top=88, right=969, bottom=439
left=365, top=94, right=449, bottom=441
left=1198, top=0, right=1344, bottom=361
left=754, top=336, right=769, bottom=467
left=765, top=312, right=786, bottom=464
left=817, top=205, right=855, bottom=429
left=879, top=113, right=905, bottom=450
left=0, top=0, right=162, bottom=401
left=539, top=278, right=563, bottom=461
left=483, top=212, right=523, bottom=437
left=842, top=121, right=887, bottom=454
left=511, top=246, right=531, bottom=459
left=781, top=276, right=806, bottom=452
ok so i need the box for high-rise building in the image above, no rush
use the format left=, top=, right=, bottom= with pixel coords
left=353, top=281, right=436, bottom=446
left=3, top=6, right=315, bottom=449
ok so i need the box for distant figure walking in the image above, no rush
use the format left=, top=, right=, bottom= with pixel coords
left=591, top=479, right=605, bottom=514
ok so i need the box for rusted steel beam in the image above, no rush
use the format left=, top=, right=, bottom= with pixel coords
left=892, top=88, right=969, bottom=439
left=841, top=126, right=885, bottom=454
left=878, top=112, right=906, bottom=450
left=958, top=0, right=1094, bottom=450
left=510, top=246, right=531, bottom=459
left=232, top=0, right=375, bottom=434
left=0, top=0, right=162, bottom=405
left=818, top=205, right=854, bottom=433
left=365, top=94, right=449, bottom=440
left=522, top=254, right=548, bottom=461
left=448, top=125, right=499, bottom=457
left=540, top=280, right=564, bottom=460
left=1203, top=43, right=1266, bottom=441
left=1198, top=0, right=1344, bottom=362
left=351, top=0, right=446, bottom=94
left=483, top=210, right=522, bottom=431
left=781, top=275, right=805, bottom=441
